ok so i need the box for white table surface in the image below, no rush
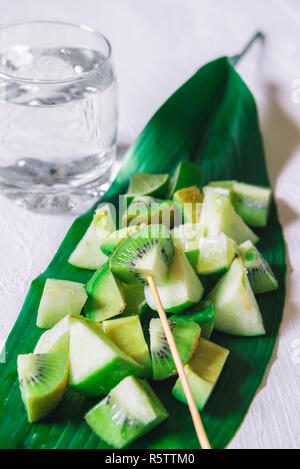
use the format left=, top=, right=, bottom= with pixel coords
left=0, top=0, right=299, bottom=449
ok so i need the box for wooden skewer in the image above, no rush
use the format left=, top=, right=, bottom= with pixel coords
left=147, top=274, right=211, bottom=450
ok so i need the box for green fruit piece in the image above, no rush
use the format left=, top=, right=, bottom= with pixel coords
left=207, top=258, right=265, bottom=336
left=170, top=300, right=215, bottom=339
left=34, top=315, right=69, bottom=354
left=172, top=337, right=229, bottom=410
left=238, top=240, right=278, bottom=294
left=68, top=204, right=115, bottom=270
left=102, top=315, right=152, bottom=378
left=110, top=224, right=174, bottom=286
left=173, top=185, right=203, bottom=223
left=68, top=316, right=143, bottom=396
left=208, top=180, right=236, bottom=193
left=36, top=279, right=87, bottom=329
left=85, top=376, right=168, bottom=448
left=200, top=188, right=259, bottom=245
left=122, top=197, right=182, bottom=229
left=101, top=224, right=147, bottom=257
left=171, top=223, right=201, bottom=252
left=128, top=172, right=170, bottom=198
left=150, top=318, right=200, bottom=380
left=144, top=249, right=203, bottom=313
left=185, top=233, right=236, bottom=275
left=85, top=262, right=125, bottom=322
left=168, top=161, right=204, bottom=196
left=17, top=338, right=69, bottom=422
left=122, top=284, right=147, bottom=317
left=231, top=182, right=272, bottom=227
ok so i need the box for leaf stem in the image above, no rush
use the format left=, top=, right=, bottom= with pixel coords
left=230, top=31, right=265, bottom=66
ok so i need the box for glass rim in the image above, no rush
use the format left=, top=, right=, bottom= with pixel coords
left=0, top=20, right=112, bottom=85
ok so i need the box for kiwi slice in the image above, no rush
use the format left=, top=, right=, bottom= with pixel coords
left=150, top=318, right=200, bottom=380
left=238, top=240, right=278, bottom=293
left=85, top=376, right=168, bottom=448
left=170, top=300, right=215, bottom=339
left=168, top=161, right=204, bottom=197
left=185, top=233, right=236, bottom=275
left=173, top=185, right=203, bottom=223
left=68, top=204, right=115, bottom=270
left=128, top=172, right=170, bottom=198
left=110, top=224, right=174, bottom=286
left=102, top=315, right=152, bottom=378
left=68, top=316, right=143, bottom=396
left=144, top=249, right=204, bottom=313
left=121, top=283, right=147, bottom=317
left=84, top=262, right=125, bottom=322
left=172, top=338, right=229, bottom=410
left=17, top=337, right=69, bottom=422
left=199, top=188, right=259, bottom=245
left=230, top=182, right=272, bottom=227
left=122, top=197, right=182, bottom=229
left=207, top=258, right=265, bottom=336
left=100, top=224, right=147, bottom=257
left=36, top=279, right=87, bottom=329
left=34, top=315, right=69, bottom=354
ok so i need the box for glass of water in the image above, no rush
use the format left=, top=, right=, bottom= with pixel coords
left=0, top=21, right=117, bottom=212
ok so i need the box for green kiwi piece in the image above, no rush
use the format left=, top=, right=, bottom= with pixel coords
left=170, top=300, right=215, bottom=339
left=173, top=185, right=203, bottom=223
left=110, top=224, right=174, bottom=286
left=100, top=224, right=147, bottom=257
left=168, top=161, right=204, bottom=196
left=172, top=338, right=229, bottom=410
left=17, top=337, right=69, bottom=422
left=68, top=204, right=115, bottom=270
left=68, top=316, right=143, bottom=396
left=128, top=172, right=170, bottom=198
left=238, top=240, right=278, bottom=293
left=85, top=376, right=168, bottom=448
left=230, top=182, right=272, bottom=227
left=84, top=262, right=125, bottom=322
left=36, top=279, right=87, bottom=329
left=150, top=318, right=200, bottom=380
left=102, top=315, right=152, bottom=378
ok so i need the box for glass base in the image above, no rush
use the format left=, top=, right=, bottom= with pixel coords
left=0, top=168, right=113, bottom=214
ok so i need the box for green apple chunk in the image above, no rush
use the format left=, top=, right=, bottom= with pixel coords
left=68, top=316, right=143, bottom=396
left=170, top=300, right=215, bottom=339
left=85, top=376, right=168, bottom=448
left=34, top=315, right=69, bottom=353
left=199, top=188, right=259, bottom=245
left=68, top=204, right=115, bottom=270
left=172, top=338, right=229, bottom=410
left=36, top=279, right=87, bottom=329
left=103, top=315, right=152, bottom=378
left=84, top=262, right=125, bottom=322
left=144, top=249, right=203, bottom=313
left=207, top=258, right=265, bottom=336
left=185, top=233, right=236, bottom=275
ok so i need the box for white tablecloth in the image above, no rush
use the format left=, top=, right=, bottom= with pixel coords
left=0, top=0, right=299, bottom=449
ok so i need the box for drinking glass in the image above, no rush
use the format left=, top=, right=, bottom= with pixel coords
left=0, top=21, right=118, bottom=212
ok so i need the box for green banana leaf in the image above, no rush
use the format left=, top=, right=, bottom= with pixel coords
left=0, top=56, right=286, bottom=449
